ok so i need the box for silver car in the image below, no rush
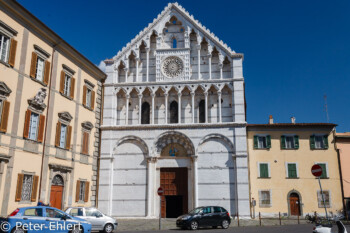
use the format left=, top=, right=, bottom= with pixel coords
left=65, top=207, right=117, bottom=233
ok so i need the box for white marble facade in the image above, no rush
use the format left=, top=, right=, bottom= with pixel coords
left=99, top=3, right=250, bottom=218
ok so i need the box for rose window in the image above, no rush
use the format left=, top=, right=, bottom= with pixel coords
left=161, top=56, right=184, bottom=78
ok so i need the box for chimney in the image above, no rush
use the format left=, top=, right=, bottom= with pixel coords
left=291, top=117, right=296, bottom=124
left=269, top=115, right=274, bottom=124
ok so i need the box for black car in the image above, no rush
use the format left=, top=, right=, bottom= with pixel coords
left=176, top=206, right=231, bottom=230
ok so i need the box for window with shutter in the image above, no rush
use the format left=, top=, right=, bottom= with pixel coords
left=310, top=135, right=315, bottom=149
left=8, top=38, right=17, bottom=67
left=0, top=33, right=10, bottom=63
left=21, top=174, right=33, bottom=201
left=15, top=174, right=24, bottom=202
left=257, top=136, right=267, bottom=149
left=318, top=163, right=328, bottom=179
left=287, top=163, right=297, bottom=178
left=35, top=57, right=45, bottom=82
left=253, top=135, right=258, bottom=149
left=259, top=163, right=269, bottom=178
left=0, top=100, right=10, bottom=133
left=28, top=112, right=39, bottom=141
left=266, top=135, right=271, bottom=149
left=59, top=123, right=67, bottom=148
left=79, top=181, right=86, bottom=202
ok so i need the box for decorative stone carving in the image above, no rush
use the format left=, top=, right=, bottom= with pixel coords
left=27, top=88, right=47, bottom=111
left=58, top=111, right=73, bottom=123
left=161, top=56, right=183, bottom=78
left=81, top=121, right=94, bottom=131
left=0, top=81, right=12, bottom=97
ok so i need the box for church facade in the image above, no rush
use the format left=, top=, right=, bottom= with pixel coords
left=99, top=3, right=250, bottom=218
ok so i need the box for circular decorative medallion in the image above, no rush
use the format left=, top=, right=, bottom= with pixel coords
left=161, top=56, right=184, bottom=78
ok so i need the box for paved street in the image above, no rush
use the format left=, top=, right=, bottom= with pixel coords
left=114, top=218, right=350, bottom=233
left=118, top=224, right=350, bottom=233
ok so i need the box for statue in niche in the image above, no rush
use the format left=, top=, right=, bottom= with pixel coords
left=169, top=144, right=178, bottom=157
left=34, top=88, right=47, bottom=105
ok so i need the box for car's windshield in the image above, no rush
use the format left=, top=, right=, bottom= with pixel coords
left=189, top=207, right=203, bottom=214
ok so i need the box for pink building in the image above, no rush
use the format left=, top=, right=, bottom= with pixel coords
left=335, top=132, right=350, bottom=215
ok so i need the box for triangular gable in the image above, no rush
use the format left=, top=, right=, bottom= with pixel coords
left=108, top=2, right=242, bottom=64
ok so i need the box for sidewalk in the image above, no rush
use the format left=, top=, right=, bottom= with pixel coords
left=115, top=218, right=308, bottom=231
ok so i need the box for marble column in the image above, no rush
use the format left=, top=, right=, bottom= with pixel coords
left=178, top=92, right=182, bottom=124
left=197, top=44, right=201, bottom=79
left=146, top=48, right=150, bottom=82
left=147, top=157, right=156, bottom=217
left=191, top=92, right=195, bottom=123
left=114, top=69, right=119, bottom=83
left=219, top=64, right=223, bottom=80
left=218, top=91, right=222, bottom=123
left=114, top=92, right=118, bottom=126
left=138, top=94, right=142, bottom=124
left=164, top=93, right=168, bottom=124
left=204, top=91, right=208, bottom=123
left=125, top=94, right=130, bottom=125
left=124, top=68, right=128, bottom=83
left=208, top=54, right=212, bottom=80
left=108, top=157, right=114, bottom=216
left=135, top=58, right=139, bottom=82
left=151, top=93, right=155, bottom=124
left=193, top=155, right=198, bottom=207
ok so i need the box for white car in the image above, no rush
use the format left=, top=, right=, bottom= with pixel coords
left=65, top=207, right=117, bottom=233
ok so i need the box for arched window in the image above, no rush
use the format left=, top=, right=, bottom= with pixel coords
left=199, top=100, right=205, bottom=123
left=173, top=38, right=177, bottom=48
left=141, top=102, right=150, bottom=124
left=170, top=101, right=178, bottom=123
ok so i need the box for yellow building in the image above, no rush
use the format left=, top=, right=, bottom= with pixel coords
left=247, top=117, right=343, bottom=217
left=0, top=0, right=106, bottom=215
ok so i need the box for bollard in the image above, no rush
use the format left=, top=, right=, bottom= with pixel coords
left=237, top=214, right=240, bottom=227
left=279, top=212, right=281, bottom=225
left=259, top=212, right=261, bottom=226
left=298, top=214, right=300, bottom=224
left=315, top=211, right=317, bottom=223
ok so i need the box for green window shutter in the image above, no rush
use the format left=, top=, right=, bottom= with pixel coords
left=319, top=164, right=327, bottom=178
left=294, top=135, right=299, bottom=149
left=254, top=135, right=258, bottom=149
left=310, top=135, right=315, bottom=149
left=323, top=135, right=329, bottom=149
left=260, top=164, right=269, bottom=178
left=281, top=135, right=286, bottom=149
left=266, top=135, right=271, bottom=149
left=288, top=164, right=297, bottom=178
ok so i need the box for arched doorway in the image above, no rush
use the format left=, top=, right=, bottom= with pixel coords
left=50, top=175, right=64, bottom=209
left=141, top=102, right=150, bottom=124
left=155, top=131, right=195, bottom=218
left=288, top=191, right=302, bottom=216
left=170, top=101, right=178, bottom=123
left=198, top=100, right=205, bottom=123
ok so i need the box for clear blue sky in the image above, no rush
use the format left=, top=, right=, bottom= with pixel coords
left=18, top=0, right=350, bottom=132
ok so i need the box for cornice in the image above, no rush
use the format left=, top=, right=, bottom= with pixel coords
left=100, top=122, right=247, bottom=131
left=103, top=78, right=244, bottom=88
left=110, top=2, right=241, bottom=64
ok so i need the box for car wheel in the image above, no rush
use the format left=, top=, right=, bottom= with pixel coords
left=71, top=225, right=83, bottom=233
left=11, top=228, right=26, bottom=233
left=104, top=223, right=114, bottom=233
left=189, top=221, right=198, bottom=230
left=221, top=220, right=229, bottom=229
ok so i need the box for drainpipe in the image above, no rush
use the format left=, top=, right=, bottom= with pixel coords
left=38, top=43, right=59, bottom=200
left=333, top=129, right=346, bottom=216
left=95, top=79, right=105, bottom=208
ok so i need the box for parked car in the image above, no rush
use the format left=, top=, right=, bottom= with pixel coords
left=65, top=207, right=117, bottom=233
left=176, top=206, right=231, bottom=230
left=0, top=206, right=91, bottom=233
